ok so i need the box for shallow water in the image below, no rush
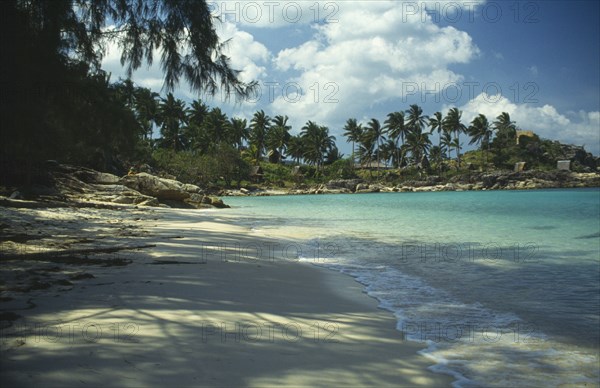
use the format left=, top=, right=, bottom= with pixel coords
left=224, top=189, right=600, bottom=387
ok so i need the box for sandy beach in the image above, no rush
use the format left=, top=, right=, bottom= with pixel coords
left=0, top=205, right=451, bottom=387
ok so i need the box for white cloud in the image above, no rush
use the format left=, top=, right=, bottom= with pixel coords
left=269, top=1, right=481, bottom=134
left=216, top=22, right=271, bottom=83
left=456, top=93, right=600, bottom=154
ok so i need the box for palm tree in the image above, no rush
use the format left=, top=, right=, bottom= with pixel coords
left=249, top=110, right=271, bottom=163
left=440, top=131, right=454, bottom=160
left=133, top=87, right=160, bottom=140
left=287, top=135, right=305, bottom=165
left=468, top=114, right=493, bottom=169
left=203, top=107, right=229, bottom=146
left=406, top=130, right=431, bottom=167
left=300, top=121, right=336, bottom=173
left=384, top=111, right=407, bottom=168
left=357, top=133, right=375, bottom=178
left=157, top=93, right=188, bottom=151
left=443, top=108, right=466, bottom=168
left=343, top=118, right=363, bottom=166
left=184, top=99, right=210, bottom=152
left=325, top=146, right=343, bottom=165
left=228, top=117, right=249, bottom=151
left=365, top=118, right=386, bottom=177
left=428, top=111, right=444, bottom=149
left=429, top=145, right=445, bottom=173
left=492, top=112, right=517, bottom=146
left=380, top=139, right=397, bottom=167
left=267, top=115, right=291, bottom=163
left=406, top=104, right=428, bottom=134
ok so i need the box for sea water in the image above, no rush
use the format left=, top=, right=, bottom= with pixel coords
left=224, top=189, right=600, bottom=387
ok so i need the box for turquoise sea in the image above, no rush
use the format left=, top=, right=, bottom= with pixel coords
left=224, top=189, right=600, bottom=387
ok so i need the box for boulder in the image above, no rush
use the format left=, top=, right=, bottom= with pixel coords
left=209, top=197, right=230, bottom=209
left=75, top=169, right=120, bottom=185
left=326, top=179, right=364, bottom=192
left=120, top=173, right=193, bottom=201
left=182, top=183, right=202, bottom=194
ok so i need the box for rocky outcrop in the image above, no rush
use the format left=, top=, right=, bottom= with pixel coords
left=119, top=173, right=201, bottom=201
left=222, top=170, right=599, bottom=197
left=40, top=164, right=228, bottom=209
left=556, top=143, right=598, bottom=171
left=326, top=179, right=364, bottom=192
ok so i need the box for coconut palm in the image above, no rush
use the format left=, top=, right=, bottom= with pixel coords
left=406, top=104, right=428, bottom=134
left=440, top=131, right=454, bottom=160
left=384, top=111, right=407, bottom=168
left=287, top=135, right=304, bottom=165
left=202, top=107, right=229, bottom=146
left=228, top=117, right=249, bottom=151
left=267, top=115, right=291, bottom=163
left=249, top=110, right=271, bottom=163
left=429, top=145, right=445, bottom=172
left=357, top=132, right=376, bottom=178
left=428, top=111, right=444, bottom=149
left=343, top=118, right=363, bottom=166
left=380, top=139, right=397, bottom=167
left=443, top=108, right=466, bottom=168
left=300, top=121, right=336, bottom=172
left=133, top=87, right=160, bottom=140
left=406, top=130, right=431, bottom=167
left=468, top=114, right=493, bottom=169
left=364, top=118, right=386, bottom=177
left=492, top=112, right=517, bottom=146
left=157, top=93, right=188, bottom=151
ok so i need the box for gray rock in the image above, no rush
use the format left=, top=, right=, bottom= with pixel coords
left=120, top=173, right=191, bottom=201
left=326, top=179, right=364, bottom=192
left=74, top=169, right=120, bottom=185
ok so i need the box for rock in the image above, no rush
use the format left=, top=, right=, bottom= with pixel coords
left=137, top=198, right=160, bottom=207
left=111, top=195, right=136, bottom=204
left=210, top=197, right=230, bottom=209
left=120, top=173, right=192, bottom=201
left=326, top=179, right=364, bottom=192
left=240, top=188, right=250, bottom=195
left=182, top=184, right=202, bottom=194
left=187, top=193, right=204, bottom=203
left=75, top=169, right=120, bottom=185
left=9, top=191, right=21, bottom=199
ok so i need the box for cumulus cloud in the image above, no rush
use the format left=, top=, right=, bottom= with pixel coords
left=216, top=21, right=271, bottom=83
left=269, top=1, right=481, bottom=133
left=456, top=93, right=600, bottom=154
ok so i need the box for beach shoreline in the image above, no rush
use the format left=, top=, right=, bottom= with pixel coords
left=0, top=205, right=452, bottom=387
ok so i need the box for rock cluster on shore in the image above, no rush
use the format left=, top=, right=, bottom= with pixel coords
left=1, top=164, right=229, bottom=209
left=225, top=170, right=600, bottom=196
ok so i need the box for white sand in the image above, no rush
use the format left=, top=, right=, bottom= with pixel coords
left=0, top=206, right=452, bottom=387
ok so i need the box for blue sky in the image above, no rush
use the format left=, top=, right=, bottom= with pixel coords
left=102, top=1, right=600, bottom=155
